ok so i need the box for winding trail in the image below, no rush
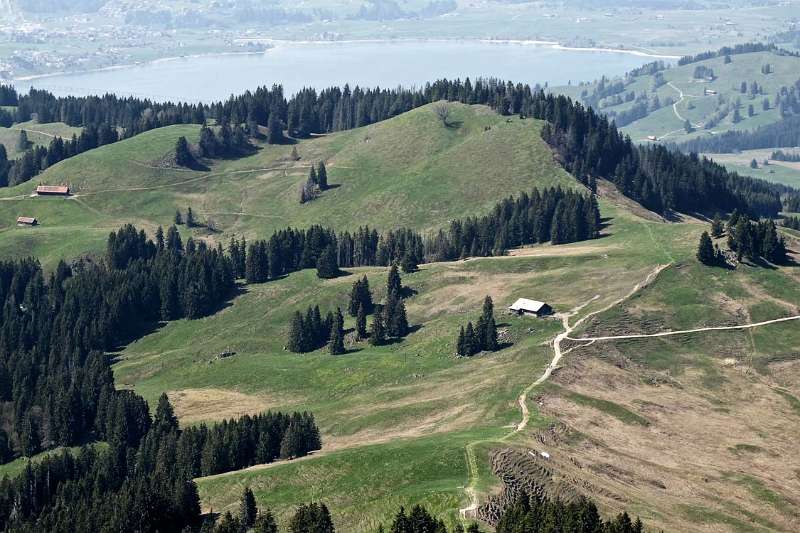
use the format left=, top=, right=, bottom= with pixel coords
left=458, top=264, right=669, bottom=520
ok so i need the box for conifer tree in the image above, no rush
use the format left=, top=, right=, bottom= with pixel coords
left=457, top=326, right=466, bottom=356
left=240, top=487, right=258, bottom=529
left=697, top=231, right=717, bottom=266
left=401, top=251, right=418, bottom=273
left=316, top=245, right=340, bottom=279
left=267, top=112, right=283, bottom=145
left=464, top=322, right=477, bottom=356
left=387, top=264, right=402, bottom=296
left=175, top=136, right=193, bottom=167
left=287, top=311, right=304, bottom=352
left=317, top=161, right=328, bottom=190
left=174, top=210, right=183, bottom=225
left=329, top=308, right=345, bottom=355
left=369, top=312, right=386, bottom=346
left=254, top=510, right=278, bottom=533
left=186, top=207, right=196, bottom=228
left=711, top=213, right=724, bottom=238
left=356, top=303, right=368, bottom=340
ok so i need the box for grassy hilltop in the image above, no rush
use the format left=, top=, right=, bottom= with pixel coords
left=1, top=101, right=800, bottom=531
left=0, top=102, right=576, bottom=267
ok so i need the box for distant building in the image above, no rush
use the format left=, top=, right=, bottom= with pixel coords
left=647, top=135, right=658, bottom=142
left=16, top=216, right=37, bottom=226
left=36, top=185, right=70, bottom=196
left=509, top=298, right=553, bottom=317
left=704, top=89, right=717, bottom=96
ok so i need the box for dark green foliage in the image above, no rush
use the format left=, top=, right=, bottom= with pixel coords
left=771, top=150, right=800, bottom=162
left=240, top=487, right=258, bottom=529
left=401, top=251, right=418, bottom=273
left=15, top=130, right=28, bottom=152
left=316, top=245, right=340, bottom=279
left=388, top=505, right=447, bottom=533
left=711, top=213, right=724, bottom=238
left=782, top=215, right=800, bottom=230
left=255, top=510, right=279, bottom=533
left=697, top=231, right=719, bottom=266
left=279, top=412, right=322, bottom=460
left=348, top=275, right=374, bottom=316
left=369, top=312, right=387, bottom=346
left=356, top=303, right=368, bottom=340
left=317, top=161, right=328, bottom=190
left=495, top=492, right=644, bottom=533
left=287, top=306, right=333, bottom=353
left=267, top=110, right=284, bottom=144
left=329, top=308, right=346, bottom=355
left=175, top=209, right=183, bottom=225
left=186, top=206, right=196, bottom=228
left=727, top=214, right=787, bottom=264
left=384, top=289, right=409, bottom=338
left=457, top=296, right=499, bottom=356
left=387, top=265, right=402, bottom=296
left=215, top=512, right=242, bottom=533
left=175, top=135, right=194, bottom=167
left=289, top=502, right=335, bottom=533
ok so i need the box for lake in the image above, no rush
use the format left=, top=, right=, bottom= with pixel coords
left=14, top=40, right=664, bottom=103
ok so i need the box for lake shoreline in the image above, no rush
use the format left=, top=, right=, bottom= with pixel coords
left=10, top=37, right=679, bottom=86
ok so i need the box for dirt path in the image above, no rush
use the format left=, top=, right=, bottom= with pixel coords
left=650, top=82, right=706, bottom=141
left=458, top=264, right=670, bottom=520
left=567, top=314, right=800, bottom=343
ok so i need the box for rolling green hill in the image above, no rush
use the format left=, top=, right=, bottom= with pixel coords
left=2, top=101, right=800, bottom=532
left=0, top=119, right=82, bottom=159
left=0, top=102, right=577, bottom=267
left=555, top=50, right=800, bottom=145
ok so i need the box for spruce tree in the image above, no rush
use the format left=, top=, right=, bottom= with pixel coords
left=356, top=303, right=368, bottom=340
left=267, top=107, right=284, bottom=144
left=316, top=245, right=340, bottom=279
left=317, top=161, right=328, bottom=190
left=369, top=312, right=386, bottom=346
left=711, top=213, right=724, bottom=238
left=457, top=326, right=466, bottom=356
left=388, top=296, right=409, bottom=338
left=240, top=487, right=258, bottom=529
left=464, top=322, right=476, bottom=356
left=329, top=308, right=345, bottom=355
left=387, top=264, right=402, bottom=296
left=287, top=311, right=304, bottom=352
left=174, top=210, right=183, bottom=225
left=697, top=231, right=716, bottom=266
left=254, top=511, right=278, bottom=533
left=186, top=207, right=195, bottom=228
left=401, top=251, right=418, bottom=273
left=175, top=136, right=193, bottom=167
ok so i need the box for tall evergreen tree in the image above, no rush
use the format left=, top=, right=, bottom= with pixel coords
left=316, top=245, right=340, bottom=279
left=329, top=308, right=345, bottom=355
left=356, top=303, right=368, bottom=340
left=240, top=487, right=258, bottom=529
left=369, top=312, right=386, bottom=346
left=317, top=161, right=328, bottom=190
left=697, top=231, right=717, bottom=266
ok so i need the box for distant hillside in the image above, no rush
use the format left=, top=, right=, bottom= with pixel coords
left=554, top=48, right=800, bottom=146
left=0, top=102, right=579, bottom=266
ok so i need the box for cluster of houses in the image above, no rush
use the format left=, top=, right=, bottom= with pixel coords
left=16, top=184, right=71, bottom=227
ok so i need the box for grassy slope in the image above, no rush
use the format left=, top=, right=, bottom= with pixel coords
left=0, top=103, right=576, bottom=268
left=0, top=120, right=83, bottom=159
left=2, top=103, right=800, bottom=531
left=555, top=51, right=800, bottom=145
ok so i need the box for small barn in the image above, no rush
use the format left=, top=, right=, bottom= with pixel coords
left=17, top=216, right=38, bottom=226
left=36, top=185, right=70, bottom=196
left=509, top=298, right=553, bottom=317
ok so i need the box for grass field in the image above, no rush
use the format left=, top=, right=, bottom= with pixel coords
left=2, top=103, right=800, bottom=531
left=701, top=148, right=800, bottom=188
left=0, top=120, right=83, bottom=159
left=554, top=51, right=800, bottom=146
left=0, top=102, right=577, bottom=268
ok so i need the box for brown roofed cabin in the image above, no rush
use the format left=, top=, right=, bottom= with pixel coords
left=17, top=216, right=38, bottom=226
left=509, top=298, right=553, bottom=317
left=36, top=185, right=70, bottom=196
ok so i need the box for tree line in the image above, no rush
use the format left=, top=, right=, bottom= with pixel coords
left=1, top=78, right=793, bottom=220
left=0, top=391, right=319, bottom=531
left=676, top=42, right=794, bottom=66
left=226, top=187, right=600, bottom=288
left=535, top=92, right=787, bottom=217
left=200, top=487, right=648, bottom=532
left=0, top=223, right=235, bottom=462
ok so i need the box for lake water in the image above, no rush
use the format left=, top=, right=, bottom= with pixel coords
left=14, top=40, right=661, bottom=103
